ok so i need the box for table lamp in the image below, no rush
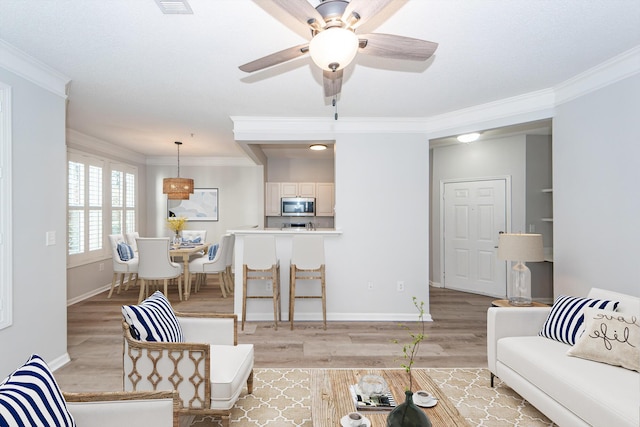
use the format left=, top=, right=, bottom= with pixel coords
left=497, top=233, right=544, bottom=306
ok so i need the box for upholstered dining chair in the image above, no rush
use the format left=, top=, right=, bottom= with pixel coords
left=242, top=235, right=280, bottom=330
left=135, top=237, right=183, bottom=303
left=122, top=292, right=254, bottom=427
left=188, top=234, right=231, bottom=297
left=107, top=233, right=138, bottom=298
left=125, top=231, right=140, bottom=253
left=289, top=234, right=327, bottom=330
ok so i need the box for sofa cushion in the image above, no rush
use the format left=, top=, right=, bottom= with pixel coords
left=209, top=344, right=254, bottom=410
left=122, top=291, right=184, bottom=342
left=539, top=295, right=619, bottom=345
left=498, top=335, right=639, bottom=427
left=0, top=354, right=75, bottom=426
left=567, top=308, right=640, bottom=372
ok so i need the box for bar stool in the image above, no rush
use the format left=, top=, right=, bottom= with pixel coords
left=242, top=235, right=281, bottom=331
left=289, top=235, right=326, bottom=330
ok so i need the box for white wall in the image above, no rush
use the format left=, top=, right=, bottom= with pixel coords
left=553, top=73, right=640, bottom=298
left=332, top=133, right=431, bottom=318
left=0, top=65, right=68, bottom=375
left=266, top=157, right=334, bottom=182
left=146, top=164, right=264, bottom=243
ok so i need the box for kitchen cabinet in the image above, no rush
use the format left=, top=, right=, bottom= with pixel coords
left=265, top=182, right=281, bottom=216
left=281, top=182, right=315, bottom=198
left=315, top=182, right=334, bottom=216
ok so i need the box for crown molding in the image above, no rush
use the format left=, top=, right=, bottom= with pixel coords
left=0, top=40, right=70, bottom=98
left=66, top=129, right=147, bottom=164
left=146, top=156, right=255, bottom=167
left=554, top=45, right=640, bottom=105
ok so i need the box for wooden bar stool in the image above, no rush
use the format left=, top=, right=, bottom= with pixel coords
left=289, top=235, right=326, bottom=330
left=242, top=235, right=281, bottom=330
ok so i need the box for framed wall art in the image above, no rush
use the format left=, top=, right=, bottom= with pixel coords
left=167, top=188, right=218, bottom=221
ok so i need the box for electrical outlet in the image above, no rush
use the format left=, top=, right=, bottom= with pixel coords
left=266, top=282, right=272, bottom=292
left=367, top=281, right=374, bottom=291
left=397, top=281, right=405, bottom=292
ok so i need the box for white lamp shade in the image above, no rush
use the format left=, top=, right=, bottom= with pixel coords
left=497, top=233, right=544, bottom=262
left=309, top=27, right=359, bottom=71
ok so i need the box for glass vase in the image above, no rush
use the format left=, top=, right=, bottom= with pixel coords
left=386, top=391, right=431, bottom=427
left=172, top=231, right=182, bottom=246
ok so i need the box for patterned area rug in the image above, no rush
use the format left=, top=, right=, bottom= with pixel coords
left=191, top=368, right=555, bottom=427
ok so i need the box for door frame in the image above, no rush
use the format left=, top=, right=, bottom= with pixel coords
left=439, top=176, right=512, bottom=296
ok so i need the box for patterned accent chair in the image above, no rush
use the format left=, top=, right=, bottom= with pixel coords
left=122, top=312, right=254, bottom=427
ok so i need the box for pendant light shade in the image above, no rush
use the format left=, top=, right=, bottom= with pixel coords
left=309, top=27, right=359, bottom=72
left=163, top=141, right=194, bottom=200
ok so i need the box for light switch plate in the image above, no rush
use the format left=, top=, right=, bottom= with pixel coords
left=46, top=231, right=56, bottom=246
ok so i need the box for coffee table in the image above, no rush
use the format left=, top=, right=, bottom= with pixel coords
left=310, top=369, right=468, bottom=426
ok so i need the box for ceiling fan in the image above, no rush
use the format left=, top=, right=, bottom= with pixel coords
left=239, top=0, right=438, bottom=99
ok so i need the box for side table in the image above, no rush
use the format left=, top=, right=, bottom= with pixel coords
left=491, top=299, right=549, bottom=308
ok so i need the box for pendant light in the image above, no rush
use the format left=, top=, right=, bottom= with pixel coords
left=162, top=141, right=194, bottom=200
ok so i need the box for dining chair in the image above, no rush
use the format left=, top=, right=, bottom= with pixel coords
left=125, top=231, right=140, bottom=253
left=135, top=237, right=183, bottom=303
left=107, top=234, right=138, bottom=298
left=242, top=235, right=280, bottom=330
left=289, top=235, right=326, bottom=330
left=181, top=229, right=207, bottom=243
left=189, top=234, right=231, bottom=297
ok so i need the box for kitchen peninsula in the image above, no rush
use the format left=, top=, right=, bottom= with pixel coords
left=229, top=228, right=342, bottom=325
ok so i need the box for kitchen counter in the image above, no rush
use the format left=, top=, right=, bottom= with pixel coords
left=230, top=228, right=342, bottom=235
left=228, top=228, right=342, bottom=325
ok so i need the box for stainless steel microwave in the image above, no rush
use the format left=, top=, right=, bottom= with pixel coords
left=281, top=197, right=315, bottom=216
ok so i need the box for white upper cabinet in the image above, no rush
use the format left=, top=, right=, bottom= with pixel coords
left=265, top=182, right=281, bottom=216
left=281, top=182, right=315, bottom=198
left=315, top=182, right=334, bottom=217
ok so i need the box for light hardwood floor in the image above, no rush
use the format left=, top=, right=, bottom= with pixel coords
left=55, top=279, right=494, bottom=392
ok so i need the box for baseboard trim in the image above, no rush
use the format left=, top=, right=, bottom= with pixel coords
left=49, top=352, right=71, bottom=372
left=67, top=283, right=111, bottom=306
left=429, top=281, right=443, bottom=288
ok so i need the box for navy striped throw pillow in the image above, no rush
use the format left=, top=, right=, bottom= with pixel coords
left=122, top=291, right=184, bottom=342
left=117, top=242, right=134, bottom=261
left=0, top=354, right=75, bottom=426
left=539, top=295, right=619, bottom=345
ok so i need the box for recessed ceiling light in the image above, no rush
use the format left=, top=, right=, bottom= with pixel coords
left=457, top=133, right=480, bottom=143
left=309, top=144, right=327, bottom=151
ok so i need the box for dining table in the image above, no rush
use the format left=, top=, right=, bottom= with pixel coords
left=169, top=243, right=208, bottom=300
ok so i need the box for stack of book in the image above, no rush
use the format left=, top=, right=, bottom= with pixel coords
left=349, top=384, right=397, bottom=412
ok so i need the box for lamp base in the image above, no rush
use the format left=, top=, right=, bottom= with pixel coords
left=508, top=261, right=532, bottom=306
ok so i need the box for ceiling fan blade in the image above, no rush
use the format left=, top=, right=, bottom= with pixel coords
left=341, top=0, right=395, bottom=29
left=358, top=33, right=438, bottom=61
left=270, top=0, right=325, bottom=28
left=239, top=43, right=310, bottom=73
left=323, top=69, right=343, bottom=97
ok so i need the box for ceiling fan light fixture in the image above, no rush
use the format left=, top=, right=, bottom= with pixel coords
left=309, top=27, right=359, bottom=72
left=457, top=132, right=481, bottom=143
left=309, top=144, right=328, bottom=151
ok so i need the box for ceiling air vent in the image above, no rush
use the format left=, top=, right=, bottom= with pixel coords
left=154, top=0, right=193, bottom=14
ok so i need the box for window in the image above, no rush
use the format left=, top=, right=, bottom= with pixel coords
left=68, top=150, right=137, bottom=267
left=0, top=83, right=12, bottom=330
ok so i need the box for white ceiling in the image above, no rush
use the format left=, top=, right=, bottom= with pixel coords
left=0, top=0, right=638, bottom=159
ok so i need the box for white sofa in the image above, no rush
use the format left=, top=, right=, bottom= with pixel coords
left=488, top=288, right=639, bottom=427
left=64, top=391, right=178, bottom=427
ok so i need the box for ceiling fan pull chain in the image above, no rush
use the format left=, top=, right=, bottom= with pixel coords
left=333, top=96, right=338, bottom=120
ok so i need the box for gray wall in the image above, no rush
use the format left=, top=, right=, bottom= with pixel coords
left=0, top=66, right=68, bottom=376
left=266, top=157, right=334, bottom=182
left=553, top=73, right=640, bottom=298
left=430, top=134, right=527, bottom=288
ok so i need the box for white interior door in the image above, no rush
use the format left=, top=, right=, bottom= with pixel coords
left=442, top=179, right=507, bottom=297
